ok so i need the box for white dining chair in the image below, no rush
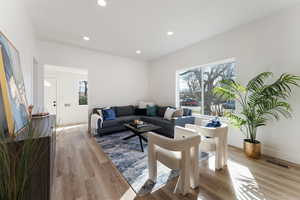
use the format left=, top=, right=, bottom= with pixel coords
left=148, top=126, right=201, bottom=195
left=185, top=123, right=228, bottom=170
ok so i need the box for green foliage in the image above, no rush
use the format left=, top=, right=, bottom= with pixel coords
left=0, top=122, right=46, bottom=200
left=214, top=72, right=300, bottom=143
left=79, top=95, right=88, bottom=105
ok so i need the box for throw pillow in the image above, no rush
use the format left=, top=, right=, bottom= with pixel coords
left=102, top=109, right=116, bottom=120
left=206, top=117, right=221, bottom=127
left=157, top=106, right=169, bottom=117
left=172, top=108, right=183, bottom=118
left=135, top=108, right=147, bottom=116
left=94, top=107, right=110, bottom=117
left=147, top=105, right=157, bottom=116
left=182, top=108, right=192, bottom=116
left=164, top=107, right=176, bottom=120
left=115, top=105, right=134, bottom=117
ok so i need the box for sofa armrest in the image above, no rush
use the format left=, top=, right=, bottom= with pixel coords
left=97, top=115, right=104, bottom=129
left=171, top=116, right=195, bottom=127
left=91, top=114, right=103, bottom=129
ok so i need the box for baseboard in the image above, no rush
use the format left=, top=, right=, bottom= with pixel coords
left=262, top=146, right=300, bottom=167
left=228, top=145, right=300, bottom=167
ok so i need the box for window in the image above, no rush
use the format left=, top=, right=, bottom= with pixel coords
left=177, top=59, right=236, bottom=116
left=79, top=80, right=88, bottom=105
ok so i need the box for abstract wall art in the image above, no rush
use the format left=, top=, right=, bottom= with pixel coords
left=0, top=32, right=28, bottom=136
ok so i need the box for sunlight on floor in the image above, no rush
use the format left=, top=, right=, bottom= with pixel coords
left=56, top=124, right=86, bottom=132
left=228, top=160, right=266, bottom=200
left=120, top=187, right=136, bottom=200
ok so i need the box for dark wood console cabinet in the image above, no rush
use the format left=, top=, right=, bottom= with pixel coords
left=26, top=115, right=56, bottom=200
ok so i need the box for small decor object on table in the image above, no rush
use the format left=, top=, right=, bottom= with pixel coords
left=131, top=120, right=148, bottom=128
left=133, top=119, right=143, bottom=125
left=214, top=72, right=300, bottom=159
left=28, top=105, right=34, bottom=118
left=205, top=117, right=221, bottom=128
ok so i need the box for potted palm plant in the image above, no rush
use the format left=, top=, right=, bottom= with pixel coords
left=214, top=72, right=300, bottom=159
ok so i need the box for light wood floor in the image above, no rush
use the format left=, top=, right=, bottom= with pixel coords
left=53, top=124, right=300, bottom=200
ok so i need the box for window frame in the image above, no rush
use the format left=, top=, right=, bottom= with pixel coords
left=176, top=58, right=236, bottom=117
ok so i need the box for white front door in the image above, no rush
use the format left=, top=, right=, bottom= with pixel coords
left=44, top=78, right=57, bottom=116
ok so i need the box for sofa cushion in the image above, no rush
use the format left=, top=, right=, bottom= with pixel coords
left=164, top=107, right=176, bottom=120
left=147, top=105, right=157, bottom=116
left=102, top=118, right=122, bottom=128
left=156, top=106, right=169, bottom=117
left=183, top=108, right=192, bottom=116
left=102, top=109, right=116, bottom=120
left=135, top=108, right=147, bottom=116
left=172, top=108, right=183, bottom=117
left=118, top=115, right=140, bottom=123
left=114, top=105, right=135, bottom=117
left=141, top=116, right=173, bottom=129
left=102, top=115, right=140, bottom=128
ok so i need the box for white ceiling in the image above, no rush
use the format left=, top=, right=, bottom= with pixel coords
left=26, top=0, right=300, bottom=61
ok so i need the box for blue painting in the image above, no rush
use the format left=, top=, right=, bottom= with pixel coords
left=0, top=32, right=28, bottom=135
left=0, top=89, right=9, bottom=136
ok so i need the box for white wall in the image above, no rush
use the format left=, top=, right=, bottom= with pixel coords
left=0, top=0, right=39, bottom=104
left=44, top=66, right=88, bottom=125
left=149, top=6, right=300, bottom=164
left=38, top=41, right=149, bottom=112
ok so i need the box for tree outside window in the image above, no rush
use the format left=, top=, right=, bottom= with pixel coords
left=79, top=80, right=88, bottom=105
left=178, top=60, right=236, bottom=116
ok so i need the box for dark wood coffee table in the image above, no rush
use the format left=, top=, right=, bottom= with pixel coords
left=123, top=122, right=161, bottom=152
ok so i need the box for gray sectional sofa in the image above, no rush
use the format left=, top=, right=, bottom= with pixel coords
left=92, top=105, right=195, bottom=138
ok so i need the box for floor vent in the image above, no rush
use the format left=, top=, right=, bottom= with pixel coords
left=266, top=159, right=290, bottom=168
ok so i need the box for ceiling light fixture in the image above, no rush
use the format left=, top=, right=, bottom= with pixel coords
left=167, top=31, right=174, bottom=36
left=83, top=36, right=90, bottom=41
left=136, top=50, right=141, bottom=54
left=97, top=0, right=107, bottom=7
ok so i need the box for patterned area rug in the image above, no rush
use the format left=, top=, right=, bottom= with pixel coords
left=95, top=131, right=208, bottom=196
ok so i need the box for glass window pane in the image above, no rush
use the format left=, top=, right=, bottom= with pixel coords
left=177, top=60, right=236, bottom=117
left=179, top=68, right=202, bottom=115
left=79, top=80, right=88, bottom=105
left=203, top=62, right=236, bottom=116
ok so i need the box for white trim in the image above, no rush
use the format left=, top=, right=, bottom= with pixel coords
left=176, top=57, right=236, bottom=74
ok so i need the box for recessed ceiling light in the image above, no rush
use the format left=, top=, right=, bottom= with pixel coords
left=83, top=36, right=90, bottom=41
left=97, top=0, right=107, bottom=7
left=136, top=50, right=141, bottom=54
left=167, top=31, right=174, bottom=36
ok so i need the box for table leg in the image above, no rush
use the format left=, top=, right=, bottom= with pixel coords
left=140, top=135, right=148, bottom=142
left=139, top=136, right=144, bottom=152
left=123, top=134, right=137, bottom=140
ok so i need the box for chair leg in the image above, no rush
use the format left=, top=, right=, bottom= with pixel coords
left=215, top=137, right=223, bottom=170
left=182, top=159, right=190, bottom=195
left=174, top=150, right=190, bottom=195
left=215, top=136, right=227, bottom=170
left=148, top=142, right=157, bottom=182
left=190, top=146, right=199, bottom=189
left=174, top=174, right=182, bottom=194
left=223, top=134, right=228, bottom=166
left=175, top=170, right=190, bottom=195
